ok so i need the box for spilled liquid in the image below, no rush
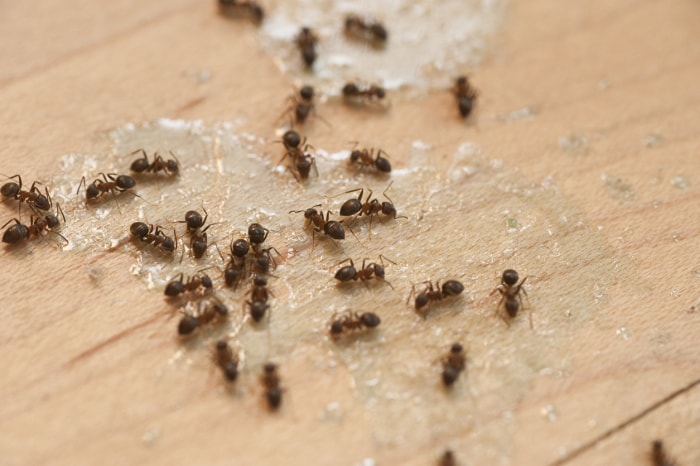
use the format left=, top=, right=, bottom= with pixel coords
left=38, top=119, right=622, bottom=461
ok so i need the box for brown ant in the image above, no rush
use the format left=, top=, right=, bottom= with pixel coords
left=441, top=343, right=466, bottom=387
left=289, top=205, right=345, bottom=241
left=439, top=450, right=457, bottom=466
left=164, top=272, right=213, bottom=298
left=279, top=130, right=318, bottom=181
left=651, top=440, right=678, bottom=466
left=246, top=275, right=272, bottom=322
left=338, top=182, right=405, bottom=235
left=261, top=363, right=283, bottom=410
left=77, top=172, right=137, bottom=202
left=129, top=222, right=177, bottom=253
left=334, top=255, right=395, bottom=289
left=408, top=280, right=465, bottom=317
left=342, top=81, right=387, bottom=107
left=329, top=310, right=381, bottom=338
left=218, top=0, right=264, bottom=25
left=178, top=209, right=215, bottom=259
left=2, top=211, right=68, bottom=245
left=452, top=76, right=478, bottom=119
left=296, top=27, right=318, bottom=68
left=213, top=340, right=239, bottom=382
left=177, top=296, right=228, bottom=336
left=348, top=145, right=391, bottom=173
left=1, top=175, right=51, bottom=212
left=344, top=14, right=388, bottom=46
left=129, top=149, right=179, bottom=176
left=491, top=269, right=530, bottom=328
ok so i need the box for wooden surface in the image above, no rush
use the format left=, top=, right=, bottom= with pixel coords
left=1, top=1, right=700, bottom=465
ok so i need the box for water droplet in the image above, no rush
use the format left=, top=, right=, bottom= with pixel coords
left=540, top=404, right=558, bottom=421
left=645, top=134, right=664, bottom=147
left=671, top=176, right=691, bottom=189
left=616, top=327, right=631, bottom=340
left=142, top=427, right=160, bottom=446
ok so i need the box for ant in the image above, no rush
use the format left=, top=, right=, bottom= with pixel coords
left=164, top=272, right=213, bottom=298
left=248, top=222, right=269, bottom=246
left=650, top=440, right=678, bottom=466
left=261, top=363, right=283, bottom=410
left=213, top=340, right=239, bottom=382
left=439, top=450, right=457, bottom=466
left=129, top=222, right=177, bottom=253
left=282, top=85, right=320, bottom=127
left=2, top=212, right=68, bottom=245
left=289, top=205, right=345, bottom=241
left=344, top=14, right=388, bottom=46
left=334, top=255, right=395, bottom=289
left=296, top=27, right=318, bottom=68
left=218, top=0, right=264, bottom=25
left=348, top=145, right=391, bottom=173
left=77, top=172, right=137, bottom=202
left=408, top=279, right=465, bottom=317
left=491, top=269, right=530, bottom=328
left=441, top=343, right=466, bottom=387
left=249, top=245, right=281, bottom=276
left=246, top=275, right=271, bottom=322
left=338, top=182, right=405, bottom=234
left=1, top=175, right=51, bottom=212
left=220, top=238, right=249, bottom=288
left=279, top=130, right=318, bottom=181
left=177, top=296, right=228, bottom=336
left=342, top=81, right=387, bottom=106
left=329, top=311, right=381, bottom=338
left=452, top=76, right=478, bottom=119
left=129, top=149, right=179, bottom=176
left=178, top=209, right=215, bottom=259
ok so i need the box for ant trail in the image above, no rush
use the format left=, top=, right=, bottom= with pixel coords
left=548, top=376, right=700, bottom=466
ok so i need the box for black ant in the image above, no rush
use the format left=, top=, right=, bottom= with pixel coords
left=408, top=280, right=465, bottom=317
left=329, top=311, right=381, bottom=338
left=178, top=209, right=214, bottom=259
left=1, top=175, right=51, bottom=212
left=129, top=149, right=179, bottom=176
left=651, top=440, right=678, bottom=466
left=177, top=296, right=228, bottom=336
left=439, top=450, right=457, bottom=466
left=218, top=0, right=264, bottom=25
left=2, top=211, right=68, bottom=245
left=129, top=222, right=177, bottom=253
left=344, top=14, right=388, bottom=46
left=296, top=27, right=318, bottom=68
left=220, top=238, right=249, bottom=288
left=213, top=340, right=239, bottom=382
left=349, top=145, right=391, bottom=173
left=334, top=255, right=395, bottom=289
left=289, top=205, right=345, bottom=241
left=246, top=275, right=271, bottom=322
left=452, top=76, right=478, bottom=119
left=342, top=81, right=387, bottom=106
left=441, top=343, right=466, bottom=387
left=164, top=272, right=213, bottom=298
left=491, top=269, right=530, bottom=328
left=261, top=363, right=283, bottom=410
left=282, top=85, right=320, bottom=127
left=249, top=246, right=281, bottom=276
left=77, top=172, right=137, bottom=202
left=338, top=182, right=405, bottom=234
left=248, top=222, right=269, bottom=246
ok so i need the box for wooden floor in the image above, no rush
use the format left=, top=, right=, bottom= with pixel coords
left=1, top=1, right=699, bottom=465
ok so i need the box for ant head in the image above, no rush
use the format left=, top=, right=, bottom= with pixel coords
left=116, top=175, right=136, bottom=190
left=299, top=85, right=314, bottom=100
left=374, top=86, right=386, bottom=99
left=164, top=280, right=185, bottom=297
left=178, top=315, right=199, bottom=335
left=184, top=210, right=204, bottom=229
left=231, top=238, right=250, bottom=257
left=360, top=312, right=381, bottom=328
left=1, top=182, right=19, bottom=198
left=450, top=343, right=463, bottom=354
left=350, top=150, right=361, bottom=162
left=371, top=24, right=388, bottom=41
left=201, top=274, right=213, bottom=288
left=373, top=264, right=385, bottom=279
left=264, top=363, right=277, bottom=373
left=130, top=222, right=149, bottom=238
left=502, top=269, right=519, bottom=286
left=162, top=237, right=176, bottom=252
left=381, top=202, right=396, bottom=217
left=304, top=208, right=318, bottom=219
left=282, top=130, right=301, bottom=149
left=330, top=320, right=344, bottom=335
left=456, top=76, right=467, bottom=87
left=45, top=214, right=60, bottom=229
left=130, top=158, right=149, bottom=173
left=415, top=293, right=429, bottom=310
left=86, top=183, right=100, bottom=199
left=250, top=4, right=264, bottom=24
left=166, top=159, right=179, bottom=174
left=34, top=194, right=50, bottom=211
left=215, top=340, right=228, bottom=352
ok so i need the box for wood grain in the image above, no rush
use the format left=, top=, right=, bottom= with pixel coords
left=1, top=1, right=699, bottom=465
